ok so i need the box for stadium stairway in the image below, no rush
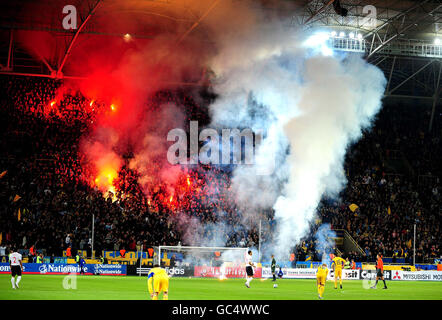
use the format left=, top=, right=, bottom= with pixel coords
left=334, top=229, right=365, bottom=257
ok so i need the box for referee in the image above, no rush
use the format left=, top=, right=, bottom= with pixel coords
left=371, top=254, right=387, bottom=289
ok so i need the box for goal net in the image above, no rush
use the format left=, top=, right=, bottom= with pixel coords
left=158, top=246, right=249, bottom=269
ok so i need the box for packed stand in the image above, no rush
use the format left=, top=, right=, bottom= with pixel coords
left=0, top=75, right=439, bottom=264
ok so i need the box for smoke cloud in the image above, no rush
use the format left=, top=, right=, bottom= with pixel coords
left=314, top=224, right=337, bottom=266
left=13, top=1, right=386, bottom=258
left=206, top=10, right=387, bottom=258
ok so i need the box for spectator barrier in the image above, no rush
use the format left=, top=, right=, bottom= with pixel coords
left=128, top=266, right=193, bottom=277
left=0, top=263, right=126, bottom=275
left=262, top=267, right=360, bottom=280
left=391, top=270, right=442, bottom=281
left=1, top=263, right=441, bottom=281
left=194, top=266, right=262, bottom=278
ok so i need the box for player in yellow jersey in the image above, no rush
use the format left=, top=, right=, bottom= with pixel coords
left=316, top=263, right=329, bottom=300
left=148, top=264, right=170, bottom=300
left=331, top=254, right=345, bottom=289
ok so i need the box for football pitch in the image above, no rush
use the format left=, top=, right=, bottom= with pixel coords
left=1, top=275, right=441, bottom=300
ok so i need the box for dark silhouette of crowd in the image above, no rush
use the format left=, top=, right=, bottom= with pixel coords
left=0, top=75, right=440, bottom=264
left=0, top=76, right=261, bottom=258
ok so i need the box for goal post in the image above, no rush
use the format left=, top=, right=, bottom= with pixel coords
left=158, top=246, right=249, bottom=268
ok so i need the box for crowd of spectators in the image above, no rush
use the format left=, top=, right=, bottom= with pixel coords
left=291, top=104, right=440, bottom=263
left=0, top=75, right=440, bottom=264
left=0, top=76, right=262, bottom=258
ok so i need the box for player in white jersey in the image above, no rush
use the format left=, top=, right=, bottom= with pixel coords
left=9, top=248, right=23, bottom=289
left=245, top=250, right=255, bottom=288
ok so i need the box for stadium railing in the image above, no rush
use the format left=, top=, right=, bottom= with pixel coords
left=338, top=229, right=365, bottom=255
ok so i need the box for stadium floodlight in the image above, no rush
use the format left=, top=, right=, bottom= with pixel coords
left=339, top=32, right=345, bottom=38
left=331, top=31, right=337, bottom=37
left=349, top=32, right=355, bottom=39
left=435, top=38, right=441, bottom=45
left=357, top=33, right=363, bottom=40
left=304, top=32, right=333, bottom=55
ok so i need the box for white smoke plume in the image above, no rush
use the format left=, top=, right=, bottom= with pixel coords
left=171, top=212, right=248, bottom=267
left=272, top=52, right=386, bottom=258
left=208, top=20, right=386, bottom=260
left=314, top=223, right=337, bottom=266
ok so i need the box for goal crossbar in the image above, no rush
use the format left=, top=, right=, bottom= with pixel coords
left=158, top=246, right=248, bottom=265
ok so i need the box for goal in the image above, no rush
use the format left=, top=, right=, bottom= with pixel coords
left=158, top=246, right=249, bottom=268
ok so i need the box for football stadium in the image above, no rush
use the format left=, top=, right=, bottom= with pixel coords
left=0, top=0, right=441, bottom=306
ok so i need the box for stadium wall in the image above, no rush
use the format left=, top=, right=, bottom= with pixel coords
left=391, top=271, right=442, bottom=281
left=193, top=266, right=263, bottom=278
left=129, top=266, right=193, bottom=277
left=0, top=263, right=127, bottom=275
left=259, top=268, right=442, bottom=281
left=2, top=263, right=441, bottom=281
left=262, top=268, right=360, bottom=280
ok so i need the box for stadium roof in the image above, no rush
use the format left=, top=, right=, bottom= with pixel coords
left=1, top=1, right=439, bottom=39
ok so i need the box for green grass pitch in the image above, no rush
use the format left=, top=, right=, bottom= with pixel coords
left=1, top=275, right=441, bottom=300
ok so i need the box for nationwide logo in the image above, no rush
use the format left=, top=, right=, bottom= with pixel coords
left=39, top=264, right=48, bottom=274
left=0, top=265, right=10, bottom=272
left=39, top=264, right=85, bottom=274
left=98, top=264, right=121, bottom=269
left=393, top=271, right=401, bottom=280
